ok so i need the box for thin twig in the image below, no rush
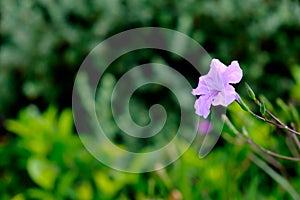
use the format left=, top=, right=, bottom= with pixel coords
left=267, top=110, right=300, bottom=135
left=286, top=134, right=300, bottom=158
left=222, top=115, right=289, bottom=176
left=221, top=120, right=287, bottom=174
left=249, top=110, right=300, bottom=136
left=222, top=115, right=300, bottom=162
left=247, top=138, right=300, bottom=161
left=291, top=123, right=300, bottom=150
left=253, top=100, right=300, bottom=136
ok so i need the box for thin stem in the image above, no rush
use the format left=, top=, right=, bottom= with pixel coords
left=222, top=115, right=288, bottom=176
left=222, top=115, right=300, bottom=162
left=247, top=138, right=300, bottom=161
left=248, top=109, right=300, bottom=136
left=292, top=133, right=300, bottom=150
left=267, top=110, right=300, bottom=135
left=266, top=110, right=286, bottom=126
left=291, top=124, right=300, bottom=150
left=286, top=134, right=300, bottom=158
left=253, top=99, right=300, bottom=136
left=249, top=111, right=279, bottom=126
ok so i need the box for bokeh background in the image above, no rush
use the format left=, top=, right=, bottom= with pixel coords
left=1, top=0, right=300, bottom=199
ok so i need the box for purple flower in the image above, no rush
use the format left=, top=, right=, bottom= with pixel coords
left=192, top=59, right=243, bottom=118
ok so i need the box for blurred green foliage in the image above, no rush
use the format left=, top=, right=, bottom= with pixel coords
left=3, top=106, right=140, bottom=199
left=1, top=0, right=300, bottom=115
left=1, top=0, right=300, bottom=199
left=2, top=103, right=299, bottom=199
left=2, top=72, right=299, bottom=199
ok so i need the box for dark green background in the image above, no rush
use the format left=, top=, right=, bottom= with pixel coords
left=1, top=0, right=300, bottom=199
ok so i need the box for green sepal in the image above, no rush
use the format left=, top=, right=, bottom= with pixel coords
left=245, top=83, right=256, bottom=100
left=260, top=99, right=266, bottom=117
left=236, top=96, right=251, bottom=113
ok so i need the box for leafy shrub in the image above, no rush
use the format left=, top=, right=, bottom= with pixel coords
left=1, top=0, right=300, bottom=199
left=1, top=0, right=299, bottom=115
left=2, top=104, right=299, bottom=199
left=3, top=105, right=155, bottom=199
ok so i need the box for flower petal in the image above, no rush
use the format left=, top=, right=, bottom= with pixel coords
left=212, top=85, right=236, bottom=106
left=192, top=77, right=210, bottom=95
left=222, top=61, right=243, bottom=84
left=194, top=95, right=212, bottom=118
left=203, top=59, right=226, bottom=91
left=210, top=59, right=227, bottom=73
left=192, top=59, right=242, bottom=117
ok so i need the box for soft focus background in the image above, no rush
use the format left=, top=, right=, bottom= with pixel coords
left=1, top=0, right=300, bottom=199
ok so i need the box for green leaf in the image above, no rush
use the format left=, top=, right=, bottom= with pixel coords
left=245, top=83, right=256, bottom=100
left=259, top=95, right=274, bottom=112
left=259, top=99, right=266, bottom=117
left=11, top=193, right=25, bottom=200
left=43, top=106, right=58, bottom=132
left=57, top=109, right=73, bottom=137
left=5, top=120, right=32, bottom=137
left=93, top=170, right=117, bottom=197
left=27, top=157, right=59, bottom=190
left=289, top=103, right=300, bottom=129
left=56, top=171, right=77, bottom=198
left=244, top=176, right=259, bottom=200
left=276, top=98, right=291, bottom=121
left=26, top=188, right=55, bottom=200
left=250, top=154, right=300, bottom=200
left=242, top=127, right=249, bottom=137
left=76, top=181, right=93, bottom=200
left=291, top=65, right=300, bottom=84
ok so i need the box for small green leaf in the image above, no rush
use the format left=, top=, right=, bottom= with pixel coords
left=93, top=170, right=117, bottom=197
left=259, top=95, right=274, bottom=112
left=57, top=109, right=73, bottom=137
left=276, top=98, right=291, bottom=121
left=26, top=188, right=55, bottom=200
left=242, top=127, right=249, bottom=137
left=260, top=99, right=266, bottom=117
left=11, top=193, right=25, bottom=200
left=76, top=181, right=93, bottom=200
left=245, top=83, right=256, bottom=100
left=43, top=106, right=58, bottom=131
left=27, top=157, right=59, bottom=190
left=289, top=103, right=300, bottom=128
left=5, top=120, right=32, bottom=137
left=291, top=65, right=300, bottom=84
left=56, top=171, right=77, bottom=198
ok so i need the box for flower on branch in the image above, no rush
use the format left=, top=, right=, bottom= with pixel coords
left=192, top=59, right=243, bottom=118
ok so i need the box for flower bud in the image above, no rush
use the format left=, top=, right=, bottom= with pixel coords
left=245, top=83, right=256, bottom=100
